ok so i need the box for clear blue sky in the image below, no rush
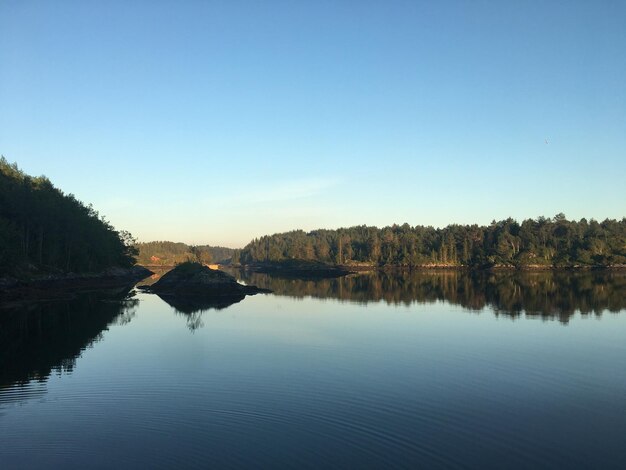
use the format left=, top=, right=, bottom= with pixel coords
left=1, top=1, right=625, bottom=247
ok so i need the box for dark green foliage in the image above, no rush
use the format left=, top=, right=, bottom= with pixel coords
left=239, top=216, right=626, bottom=268
left=135, top=241, right=234, bottom=266
left=0, top=157, right=137, bottom=276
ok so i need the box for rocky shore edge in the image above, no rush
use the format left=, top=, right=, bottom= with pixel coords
left=0, top=266, right=153, bottom=303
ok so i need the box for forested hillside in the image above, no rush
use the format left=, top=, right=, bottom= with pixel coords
left=135, top=241, right=234, bottom=265
left=0, top=158, right=137, bottom=276
left=237, top=216, right=626, bottom=268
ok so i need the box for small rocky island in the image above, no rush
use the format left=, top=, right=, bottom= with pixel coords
left=141, top=262, right=270, bottom=300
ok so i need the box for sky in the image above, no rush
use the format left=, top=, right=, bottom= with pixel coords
left=1, top=0, right=625, bottom=247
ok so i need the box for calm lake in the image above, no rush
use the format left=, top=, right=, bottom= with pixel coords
left=1, top=270, right=625, bottom=469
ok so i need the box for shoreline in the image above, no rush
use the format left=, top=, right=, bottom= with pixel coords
left=233, top=262, right=626, bottom=274
left=140, top=262, right=626, bottom=273
left=0, top=266, right=153, bottom=304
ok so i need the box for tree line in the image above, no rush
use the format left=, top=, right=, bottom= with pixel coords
left=135, top=241, right=234, bottom=266
left=0, top=158, right=137, bottom=276
left=236, top=215, right=626, bottom=268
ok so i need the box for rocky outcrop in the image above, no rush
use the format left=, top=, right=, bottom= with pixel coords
left=142, top=262, right=270, bottom=298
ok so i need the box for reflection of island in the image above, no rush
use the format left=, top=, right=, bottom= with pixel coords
left=157, top=293, right=245, bottom=314
left=156, top=293, right=245, bottom=331
left=0, top=286, right=138, bottom=400
left=232, top=269, right=626, bottom=324
left=140, top=263, right=270, bottom=331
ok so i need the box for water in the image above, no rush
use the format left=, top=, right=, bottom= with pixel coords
left=1, top=270, right=625, bottom=469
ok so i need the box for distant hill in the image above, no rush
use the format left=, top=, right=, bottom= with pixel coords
left=135, top=241, right=235, bottom=266
left=0, top=157, right=137, bottom=277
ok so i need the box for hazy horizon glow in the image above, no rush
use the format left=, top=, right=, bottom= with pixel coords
left=1, top=1, right=625, bottom=248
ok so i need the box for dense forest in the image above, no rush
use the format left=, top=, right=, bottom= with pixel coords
left=237, top=216, right=626, bottom=268
left=0, top=158, right=137, bottom=276
left=135, top=241, right=234, bottom=266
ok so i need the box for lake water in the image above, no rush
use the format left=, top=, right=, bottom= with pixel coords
left=1, top=270, right=625, bottom=469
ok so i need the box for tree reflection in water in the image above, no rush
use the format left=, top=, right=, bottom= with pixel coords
left=156, top=293, right=245, bottom=331
left=3, top=270, right=621, bottom=393
left=0, top=286, right=138, bottom=399
left=233, top=269, right=626, bottom=324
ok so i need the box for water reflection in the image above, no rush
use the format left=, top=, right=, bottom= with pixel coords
left=156, top=293, right=245, bottom=331
left=136, top=267, right=170, bottom=286
left=1, top=272, right=625, bottom=468
left=233, top=269, right=626, bottom=323
left=0, top=286, right=138, bottom=403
